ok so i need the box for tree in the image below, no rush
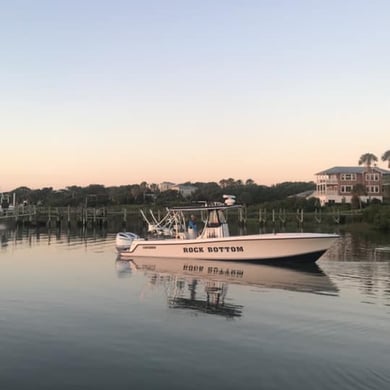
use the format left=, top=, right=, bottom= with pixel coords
left=245, top=179, right=255, bottom=186
left=130, top=184, right=142, bottom=203
left=219, top=178, right=236, bottom=188
left=351, top=183, right=367, bottom=209
left=219, top=179, right=227, bottom=188
left=381, top=150, right=390, bottom=168
left=358, top=153, right=378, bottom=168
left=193, top=182, right=222, bottom=201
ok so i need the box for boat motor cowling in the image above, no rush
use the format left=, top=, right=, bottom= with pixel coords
left=116, top=232, right=139, bottom=250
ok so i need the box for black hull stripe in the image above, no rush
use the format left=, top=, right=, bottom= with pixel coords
left=118, top=250, right=327, bottom=264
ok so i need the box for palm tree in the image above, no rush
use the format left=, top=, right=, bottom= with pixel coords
left=381, top=150, right=390, bottom=168
left=358, top=153, right=378, bottom=168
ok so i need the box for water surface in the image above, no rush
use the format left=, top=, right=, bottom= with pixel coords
left=0, top=228, right=389, bottom=390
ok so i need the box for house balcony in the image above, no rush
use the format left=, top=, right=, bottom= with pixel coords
left=317, top=179, right=338, bottom=185
left=319, top=190, right=339, bottom=196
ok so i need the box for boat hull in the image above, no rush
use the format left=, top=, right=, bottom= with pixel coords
left=117, top=233, right=338, bottom=263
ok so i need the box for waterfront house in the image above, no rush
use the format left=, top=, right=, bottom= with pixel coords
left=158, top=182, right=198, bottom=198
left=171, top=184, right=198, bottom=198
left=158, top=182, right=176, bottom=192
left=315, top=166, right=390, bottom=205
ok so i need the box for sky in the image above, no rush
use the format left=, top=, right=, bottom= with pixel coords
left=1, top=0, right=389, bottom=191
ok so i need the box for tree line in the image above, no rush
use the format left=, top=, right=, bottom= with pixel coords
left=5, top=150, right=389, bottom=210
left=7, top=180, right=316, bottom=209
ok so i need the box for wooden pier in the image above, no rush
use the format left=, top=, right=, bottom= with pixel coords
left=0, top=206, right=139, bottom=230
left=0, top=205, right=363, bottom=231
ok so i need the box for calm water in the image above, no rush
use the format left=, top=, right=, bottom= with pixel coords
left=0, top=226, right=389, bottom=390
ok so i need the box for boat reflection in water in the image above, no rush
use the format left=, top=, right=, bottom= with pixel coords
left=115, top=256, right=338, bottom=318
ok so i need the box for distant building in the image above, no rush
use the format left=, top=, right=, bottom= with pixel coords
left=314, top=166, right=390, bottom=205
left=172, top=184, right=198, bottom=198
left=159, top=182, right=176, bottom=192
left=159, top=182, right=198, bottom=198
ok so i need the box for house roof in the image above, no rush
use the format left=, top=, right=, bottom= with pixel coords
left=316, top=166, right=390, bottom=175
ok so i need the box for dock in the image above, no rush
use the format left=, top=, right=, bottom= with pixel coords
left=0, top=205, right=364, bottom=231
left=0, top=206, right=138, bottom=230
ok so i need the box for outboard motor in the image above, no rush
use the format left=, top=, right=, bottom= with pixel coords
left=116, top=232, right=139, bottom=250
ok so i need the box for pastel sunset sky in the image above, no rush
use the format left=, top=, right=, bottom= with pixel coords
left=1, top=0, right=389, bottom=191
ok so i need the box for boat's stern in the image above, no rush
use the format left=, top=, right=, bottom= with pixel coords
left=116, top=232, right=140, bottom=250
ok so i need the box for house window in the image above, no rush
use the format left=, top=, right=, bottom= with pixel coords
left=341, top=174, right=357, bottom=181
left=365, top=173, right=379, bottom=181
left=366, top=186, right=380, bottom=194
left=341, top=186, right=352, bottom=193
